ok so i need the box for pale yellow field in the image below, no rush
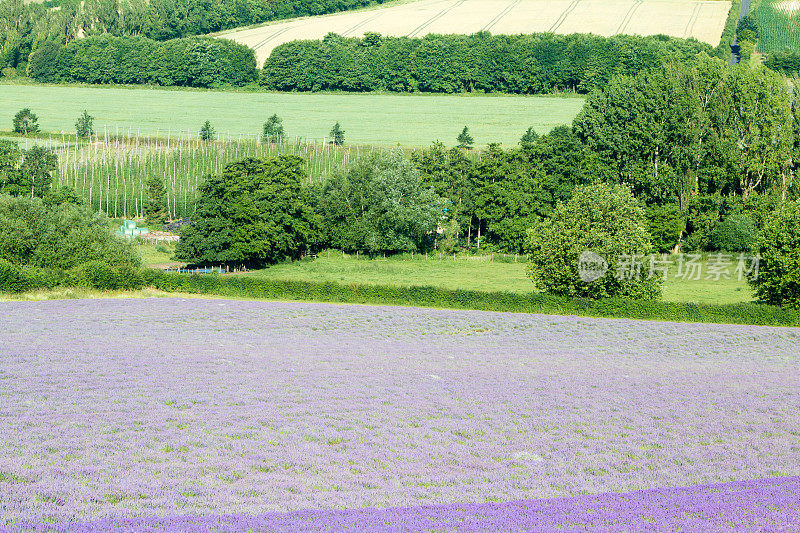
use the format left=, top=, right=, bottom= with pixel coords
left=220, top=0, right=732, bottom=65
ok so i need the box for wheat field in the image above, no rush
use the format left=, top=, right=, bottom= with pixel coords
left=219, top=0, right=732, bottom=65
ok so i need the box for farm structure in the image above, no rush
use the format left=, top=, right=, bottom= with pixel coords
left=220, top=0, right=733, bottom=65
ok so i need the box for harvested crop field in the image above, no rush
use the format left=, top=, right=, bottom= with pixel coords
left=221, top=0, right=732, bottom=64
left=1, top=298, right=798, bottom=528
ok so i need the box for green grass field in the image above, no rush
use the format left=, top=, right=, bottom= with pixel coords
left=228, top=253, right=754, bottom=305
left=0, top=84, right=584, bottom=147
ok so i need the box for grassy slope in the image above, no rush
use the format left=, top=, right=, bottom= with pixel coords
left=0, top=84, right=584, bottom=147
left=237, top=254, right=753, bottom=305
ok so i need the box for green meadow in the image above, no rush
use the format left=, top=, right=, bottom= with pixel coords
left=138, top=244, right=753, bottom=306
left=0, top=84, right=584, bottom=147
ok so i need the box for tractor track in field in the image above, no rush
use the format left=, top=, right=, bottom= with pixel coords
left=548, top=0, right=582, bottom=33
left=683, top=3, right=702, bottom=38
left=342, top=11, right=385, bottom=36
left=253, top=26, right=294, bottom=51
left=616, top=0, right=643, bottom=34
left=481, top=0, right=523, bottom=32
left=407, top=0, right=467, bottom=37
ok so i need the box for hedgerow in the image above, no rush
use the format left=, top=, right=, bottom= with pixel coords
left=30, top=35, right=257, bottom=88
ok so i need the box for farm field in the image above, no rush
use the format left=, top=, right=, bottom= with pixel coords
left=755, top=0, right=800, bottom=52
left=220, top=0, right=733, bottom=65
left=237, top=253, right=754, bottom=305
left=1, top=298, right=798, bottom=527
left=0, top=85, right=583, bottom=147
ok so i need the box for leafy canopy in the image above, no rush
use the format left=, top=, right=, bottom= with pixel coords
left=314, top=150, right=446, bottom=254
left=175, top=156, right=319, bottom=267
left=0, top=141, right=57, bottom=198
left=13, top=108, right=39, bottom=135
left=526, top=182, right=661, bottom=300
left=750, top=201, right=800, bottom=308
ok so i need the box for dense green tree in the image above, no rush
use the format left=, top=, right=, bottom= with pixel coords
left=75, top=110, right=94, bottom=138
left=750, top=200, right=800, bottom=307
left=0, top=193, right=139, bottom=269
left=456, top=126, right=473, bottom=150
left=0, top=141, right=57, bottom=198
left=520, top=127, right=538, bottom=146
left=43, top=186, right=83, bottom=208
left=12, top=108, right=39, bottom=134
left=262, top=114, right=284, bottom=143
left=411, top=141, right=475, bottom=244
left=199, top=120, right=215, bottom=142
left=525, top=182, right=661, bottom=300
left=716, top=66, right=794, bottom=200
left=144, top=177, right=167, bottom=224
left=175, top=156, right=319, bottom=267
left=329, top=122, right=345, bottom=146
left=314, top=150, right=445, bottom=254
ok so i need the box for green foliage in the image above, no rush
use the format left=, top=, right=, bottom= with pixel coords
left=525, top=182, right=661, bottom=300
left=0, top=258, right=27, bottom=293
left=0, top=141, right=57, bottom=198
left=43, top=186, right=83, bottom=208
left=456, top=126, right=473, bottom=150
left=262, top=33, right=712, bottom=94
left=12, top=108, right=39, bottom=135
left=646, top=203, right=685, bottom=253
left=710, top=214, right=757, bottom=252
left=262, top=114, right=285, bottom=143
left=144, top=177, right=167, bottom=224
left=199, top=120, right=215, bottom=142
left=175, top=156, right=319, bottom=267
left=750, top=201, right=800, bottom=307
left=329, top=122, right=345, bottom=146
left=26, top=42, right=63, bottom=83
left=520, top=127, right=538, bottom=146
left=0, top=194, right=140, bottom=270
left=75, top=110, right=94, bottom=138
left=765, top=50, right=800, bottom=76
left=314, top=150, right=445, bottom=254
left=575, top=56, right=795, bottom=211
left=36, top=35, right=257, bottom=88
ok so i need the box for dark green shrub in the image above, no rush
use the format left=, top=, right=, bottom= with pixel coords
left=70, top=261, right=120, bottom=290
left=646, top=204, right=685, bottom=252
left=525, top=182, right=661, bottom=300
left=0, top=259, right=28, bottom=293
left=750, top=201, right=800, bottom=308
left=26, top=42, right=63, bottom=83
left=710, top=214, right=757, bottom=252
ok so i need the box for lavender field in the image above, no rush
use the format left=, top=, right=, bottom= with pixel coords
left=1, top=298, right=799, bottom=530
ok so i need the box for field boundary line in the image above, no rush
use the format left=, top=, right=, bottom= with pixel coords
left=683, top=3, right=702, bottom=38
left=548, top=0, right=582, bottom=33
left=407, top=0, right=466, bottom=37
left=615, top=0, right=644, bottom=35
left=481, top=0, right=523, bottom=32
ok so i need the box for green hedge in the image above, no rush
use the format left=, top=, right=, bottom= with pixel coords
left=32, top=35, right=257, bottom=88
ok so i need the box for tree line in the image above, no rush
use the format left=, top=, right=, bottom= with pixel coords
left=0, top=0, right=384, bottom=75
left=261, top=32, right=713, bottom=94
left=27, top=34, right=257, bottom=87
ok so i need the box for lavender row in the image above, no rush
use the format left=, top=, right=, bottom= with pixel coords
left=10, top=476, right=800, bottom=532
